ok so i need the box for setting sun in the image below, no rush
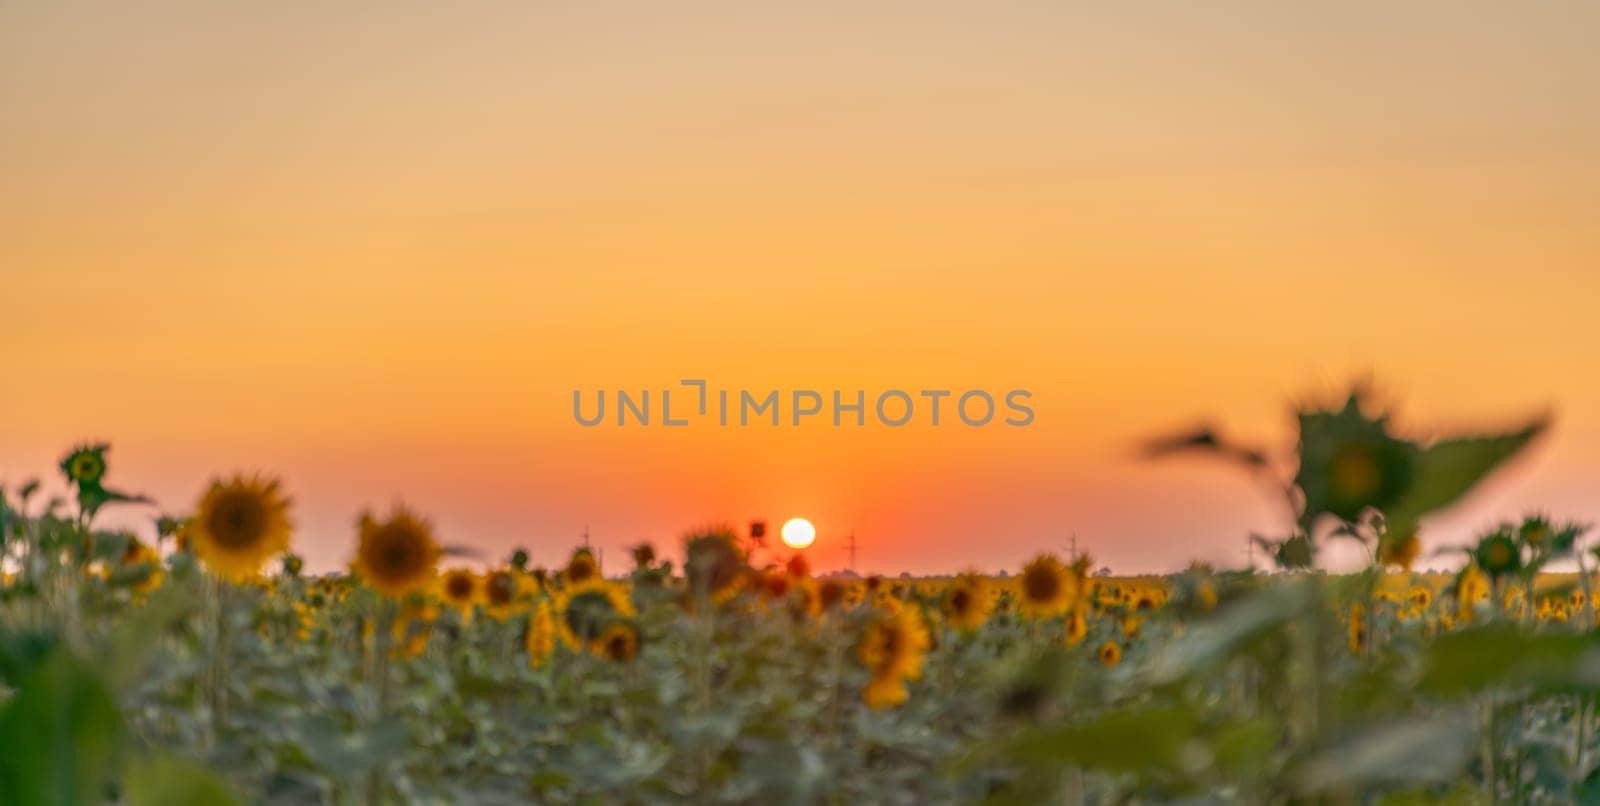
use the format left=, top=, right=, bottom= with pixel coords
left=780, top=518, right=816, bottom=549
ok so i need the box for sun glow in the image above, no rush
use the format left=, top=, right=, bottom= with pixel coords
left=780, top=517, right=816, bottom=549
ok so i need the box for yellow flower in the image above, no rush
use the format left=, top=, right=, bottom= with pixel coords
left=942, top=573, right=992, bottom=632
left=863, top=673, right=909, bottom=709
left=858, top=604, right=930, bottom=686
left=1063, top=610, right=1088, bottom=645
left=122, top=539, right=164, bottom=594
left=1097, top=640, right=1122, bottom=667
left=436, top=568, right=480, bottom=620
left=592, top=620, right=641, bottom=662
left=564, top=548, right=599, bottom=586
left=1018, top=554, right=1075, bottom=619
left=554, top=579, right=635, bottom=651
left=189, top=475, right=292, bottom=583
left=482, top=568, right=523, bottom=620
left=525, top=599, right=556, bottom=668
left=1348, top=602, right=1368, bottom=654
left=352, top=506, right=441, bottom=599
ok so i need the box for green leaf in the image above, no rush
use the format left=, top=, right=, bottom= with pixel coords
left=0, top=650, right=124, bottom=806
left=1003, top=705, right=1204, bottom=774
left=1388, top=419, right=1548, bottom=529
left=1418, top=623, right=1596, bottom=697
left=124, top=754, right=239, bottom=806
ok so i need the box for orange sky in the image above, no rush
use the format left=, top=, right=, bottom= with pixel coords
left=4, top=2, right=1598, bottom=574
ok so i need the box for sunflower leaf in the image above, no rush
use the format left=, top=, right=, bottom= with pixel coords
left=1386, top=419, right=1548, bottom=529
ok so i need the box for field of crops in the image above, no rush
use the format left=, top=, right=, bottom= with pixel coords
left=3, top=391, right=1599, bottom=804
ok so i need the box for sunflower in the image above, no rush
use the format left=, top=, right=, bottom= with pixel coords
left=436, top=568, right=481, bottom=619
left=390, top=602, right=436, bottom=659
left=818, top=579, right=847, bottom=611
left=525, top=599, right=556, bottom=668
left=684, top=525, right=747, bottom=604
left=1379, top=527, right=1422, bottom=571
left=1475, top=531, right=1521, bottom=578
left=122, top=539, right=164, bottom=594
left=352, top=506, right=441, bottom=599
left=785, top=553, right=810, bottom=579
left=790, top=580, right=822, bottom=620
left=1294, top=393, right=1417, bottom=523
left=1408, top=586, right=1433, bottom=610
left=60, top=443, right=109, bottom=487
left=942, top=574, right=992, bottom=632
left=189, top=475, right=293, bottom=582
left=858, top=604, right=930, bottom=685
left=554, top=578, right=635, bottom=651
left=1064, top=610, right=1088, bottom=645
left=1520, top=517, right=1551, bottom=548
left=482, top=568, right=522, bottom=620
left=863, top=673, right=909, bottom=709
left=592, top=619, right=641, bottom=662
left=1017, top=554, right=1074, bottom=618
left=1348, top=602, right=1368, bottom=654
left=1097, top=640, right=1122, bottom=667
left=565, top=548, right=599, bottom=586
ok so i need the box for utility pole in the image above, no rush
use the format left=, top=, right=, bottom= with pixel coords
left=848, top=529, right=857, bottom=574
left=1070, top=532, right=1078, bottom=563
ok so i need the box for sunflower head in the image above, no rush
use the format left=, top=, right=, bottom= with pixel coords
left=863, top=673, right=909, bottom=709
left=524, top=599, right=556, bottom=668
left=1064, top=610, right=1088, bottom=645
left=352, top=506, right=442, bottom=599
left=190, top=475, right=293, bottom=583
left=565, top=549, right=599, bottom=586
left=60, top=444, right=109, bottom=488
left=483, top=569, right=521, bottom=618
left=1294, top=393, right=1417, bottom=525
left=1378, top=526, right=1422, bottom=571
left=818, top=579, right=847, bottom=611
left=1347, top=602, right=1368, bottom=654
left=683, top=525, right=748, bottom=604
left=437, top=568, right=480, bottom=615
left=942, top=573, right=992, bottom=632
left=592, top=619, right=641, bottom=662
left=1097, top=640, right=1122, bottom=667
left=555, top=579, right=635, bottom=650
left=1475, top=531, right=1522, bottom=578
left=857, top=605, right=930, bottom=682
left=1519, top=517, right=1552, bottom=549
left=785, top=553, right=810, bottom=579
left=631, top=542, right=656, bottom=569
left=1018, top=554, right=1074, bottom=618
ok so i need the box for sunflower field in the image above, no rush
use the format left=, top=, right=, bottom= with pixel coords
left=5, top=390, right=1600, bottom=804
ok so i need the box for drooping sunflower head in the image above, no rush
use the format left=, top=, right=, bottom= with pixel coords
left=190, top=475, right=293, bottom=583
left=60, top=443, right=110, bottom=488
left=437, top=568, right=480, bottom=615
left=565, top=548, right=599, bottom=586
left=683, top=525, right=747, bottom=604
left=352, top=505, right=442, bottom=599
left=1018, top=554, right=1074, bottom=618
left=592, top=619, right=641, bottom=662
left=942, top=573, right=992, bottom=632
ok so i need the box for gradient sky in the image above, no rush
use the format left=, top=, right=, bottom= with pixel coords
left=4, top=2, right=1598, bottom=575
